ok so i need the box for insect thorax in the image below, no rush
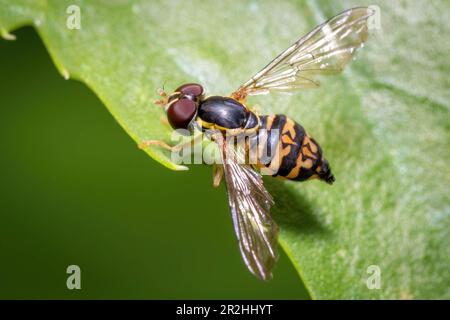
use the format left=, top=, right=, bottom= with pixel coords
left=197, top=96, right=259, bottom=132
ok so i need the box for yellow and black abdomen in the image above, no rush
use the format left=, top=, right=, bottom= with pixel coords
left=255, top=115, right=335, bottom=184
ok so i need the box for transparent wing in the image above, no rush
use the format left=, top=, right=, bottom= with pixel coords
left=214, top=134, right=278, bottom=280
left=232, top=7, right=374, bottom=98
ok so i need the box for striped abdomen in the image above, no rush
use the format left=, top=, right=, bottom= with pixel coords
left=253, top=115, right=335, bottom=184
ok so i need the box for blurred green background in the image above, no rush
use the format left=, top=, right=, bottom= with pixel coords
left=0, top=27, right=309, bottom=299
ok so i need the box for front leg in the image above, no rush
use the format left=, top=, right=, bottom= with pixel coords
left=138, top=139, right=178, bottom=152
left=139, top=133, right=204, bottom=153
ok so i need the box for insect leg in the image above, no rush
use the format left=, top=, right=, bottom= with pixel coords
left=212, top=163, right=224, bottom=187
left=138, top=133, right=204, bottom=153
left=138, top=140, right=178, bottom=152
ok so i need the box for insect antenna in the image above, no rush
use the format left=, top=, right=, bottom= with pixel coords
left=154, top=81, right=169, bottom=107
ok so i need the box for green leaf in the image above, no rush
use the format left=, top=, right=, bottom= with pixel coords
left=1, top=0, right=448, bottom=299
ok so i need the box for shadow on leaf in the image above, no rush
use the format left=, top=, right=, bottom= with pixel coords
left=265, top=179, right=329, bottom=237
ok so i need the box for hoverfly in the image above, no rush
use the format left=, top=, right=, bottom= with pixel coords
left=140, top=7, right=373, bottom=280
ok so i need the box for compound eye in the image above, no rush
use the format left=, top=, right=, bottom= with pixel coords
left=175, top=83, right=204, bottom=98
left=167, top=98, right=197, bottom=130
